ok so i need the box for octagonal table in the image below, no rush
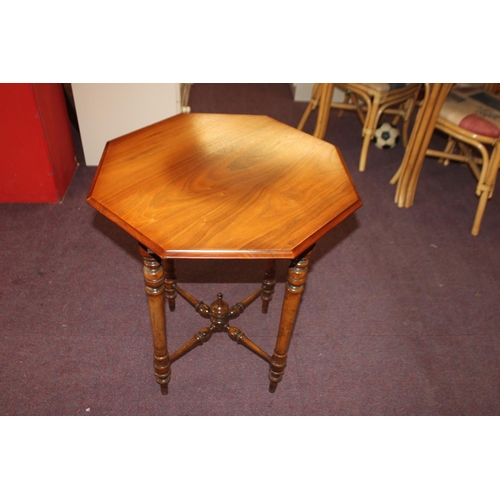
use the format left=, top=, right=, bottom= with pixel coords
left=87, top=113, right=361, bottom=394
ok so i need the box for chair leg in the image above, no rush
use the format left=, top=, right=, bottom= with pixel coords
left=471, top=143, right=500, bottom=235
left=400, top=99, right=415, bottom=147
left=359, top=134, right=372, bottom=172
left=440, top=137, right=456, bottom=165
left=338, top=91, right=351, bottom=118
left=312, top=84, right=334, bottom=139
left=352, top=93, right=367, bottom=125
left=358, top=98, right=378, bottom=172
left=297, top=83, right=322, bottom=131
left=390, top=104, right=403, bottom=128
left=472, top=189, right=490, bottom=235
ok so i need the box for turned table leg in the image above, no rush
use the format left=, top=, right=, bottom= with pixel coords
left=261, top=259, right=276, bottom=313
left=139, top=244, right=171, bottom=395
left=269, top=246, right=314, bottom=393
left=164, top=258, right=177, bottom=312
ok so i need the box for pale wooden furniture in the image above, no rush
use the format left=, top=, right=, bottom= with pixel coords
left=298, top=83, right=421, bottom=171
left=392, top=84, right=500, bottom=235
left=87, top=113, right=361, bottom=394
left=391, top=84, right=453, bottom=207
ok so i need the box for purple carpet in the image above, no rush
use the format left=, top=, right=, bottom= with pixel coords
left=1, top=83, right=499, bottom=415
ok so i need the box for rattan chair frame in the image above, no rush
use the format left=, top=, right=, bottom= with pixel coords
left=298, top=83, right=421, bottom=172
left=426, top=116, right=500, bottom=235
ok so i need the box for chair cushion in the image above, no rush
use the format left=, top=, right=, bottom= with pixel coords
left=440, top=88, right=500, bottom=138
left=364, top=83, right=408, bottom=92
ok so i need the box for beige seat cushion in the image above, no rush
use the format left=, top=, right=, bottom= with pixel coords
left=440, top=88, right=500, bottom=138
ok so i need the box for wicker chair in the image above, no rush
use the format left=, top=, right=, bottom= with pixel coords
left=425, top=86, right=500, bottom=235
left=298, top=83, right=421, bottom=172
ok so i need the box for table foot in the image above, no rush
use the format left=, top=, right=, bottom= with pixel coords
left=269, top=352, right=287, bottom=392
left=268, top=247, right=314, bottom=392
left=154, top=353, right=172, bottom=394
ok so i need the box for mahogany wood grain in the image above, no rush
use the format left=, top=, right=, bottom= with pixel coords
left=87, top=113, right=361, bottom=259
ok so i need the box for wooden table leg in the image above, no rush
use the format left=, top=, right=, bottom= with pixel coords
left=164, top=258, right=177, bottom=312
left=139, top=244, right=171, bottom=395
left=261, top=259, right=276, bottom=313
left=269, top=246, right=315, bottom=393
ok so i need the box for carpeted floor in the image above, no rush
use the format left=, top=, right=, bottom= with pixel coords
left=1, top=83, right=499, bottom=415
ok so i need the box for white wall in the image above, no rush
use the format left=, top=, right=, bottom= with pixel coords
left=72, top=84, right=181, bottom=166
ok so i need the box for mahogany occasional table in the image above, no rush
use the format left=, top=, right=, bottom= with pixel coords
left=87, top=113, right=361, bottom=394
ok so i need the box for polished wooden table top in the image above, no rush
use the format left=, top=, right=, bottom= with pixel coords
left=87, top=113, right=361, bottom=259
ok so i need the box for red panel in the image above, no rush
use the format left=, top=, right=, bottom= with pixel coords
left=32, top=84, right=77, bottom=199
left=0, top=84, right=77, bottom=203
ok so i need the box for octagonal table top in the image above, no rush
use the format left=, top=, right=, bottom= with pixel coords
left=87, top=113, right=362, bottom=259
